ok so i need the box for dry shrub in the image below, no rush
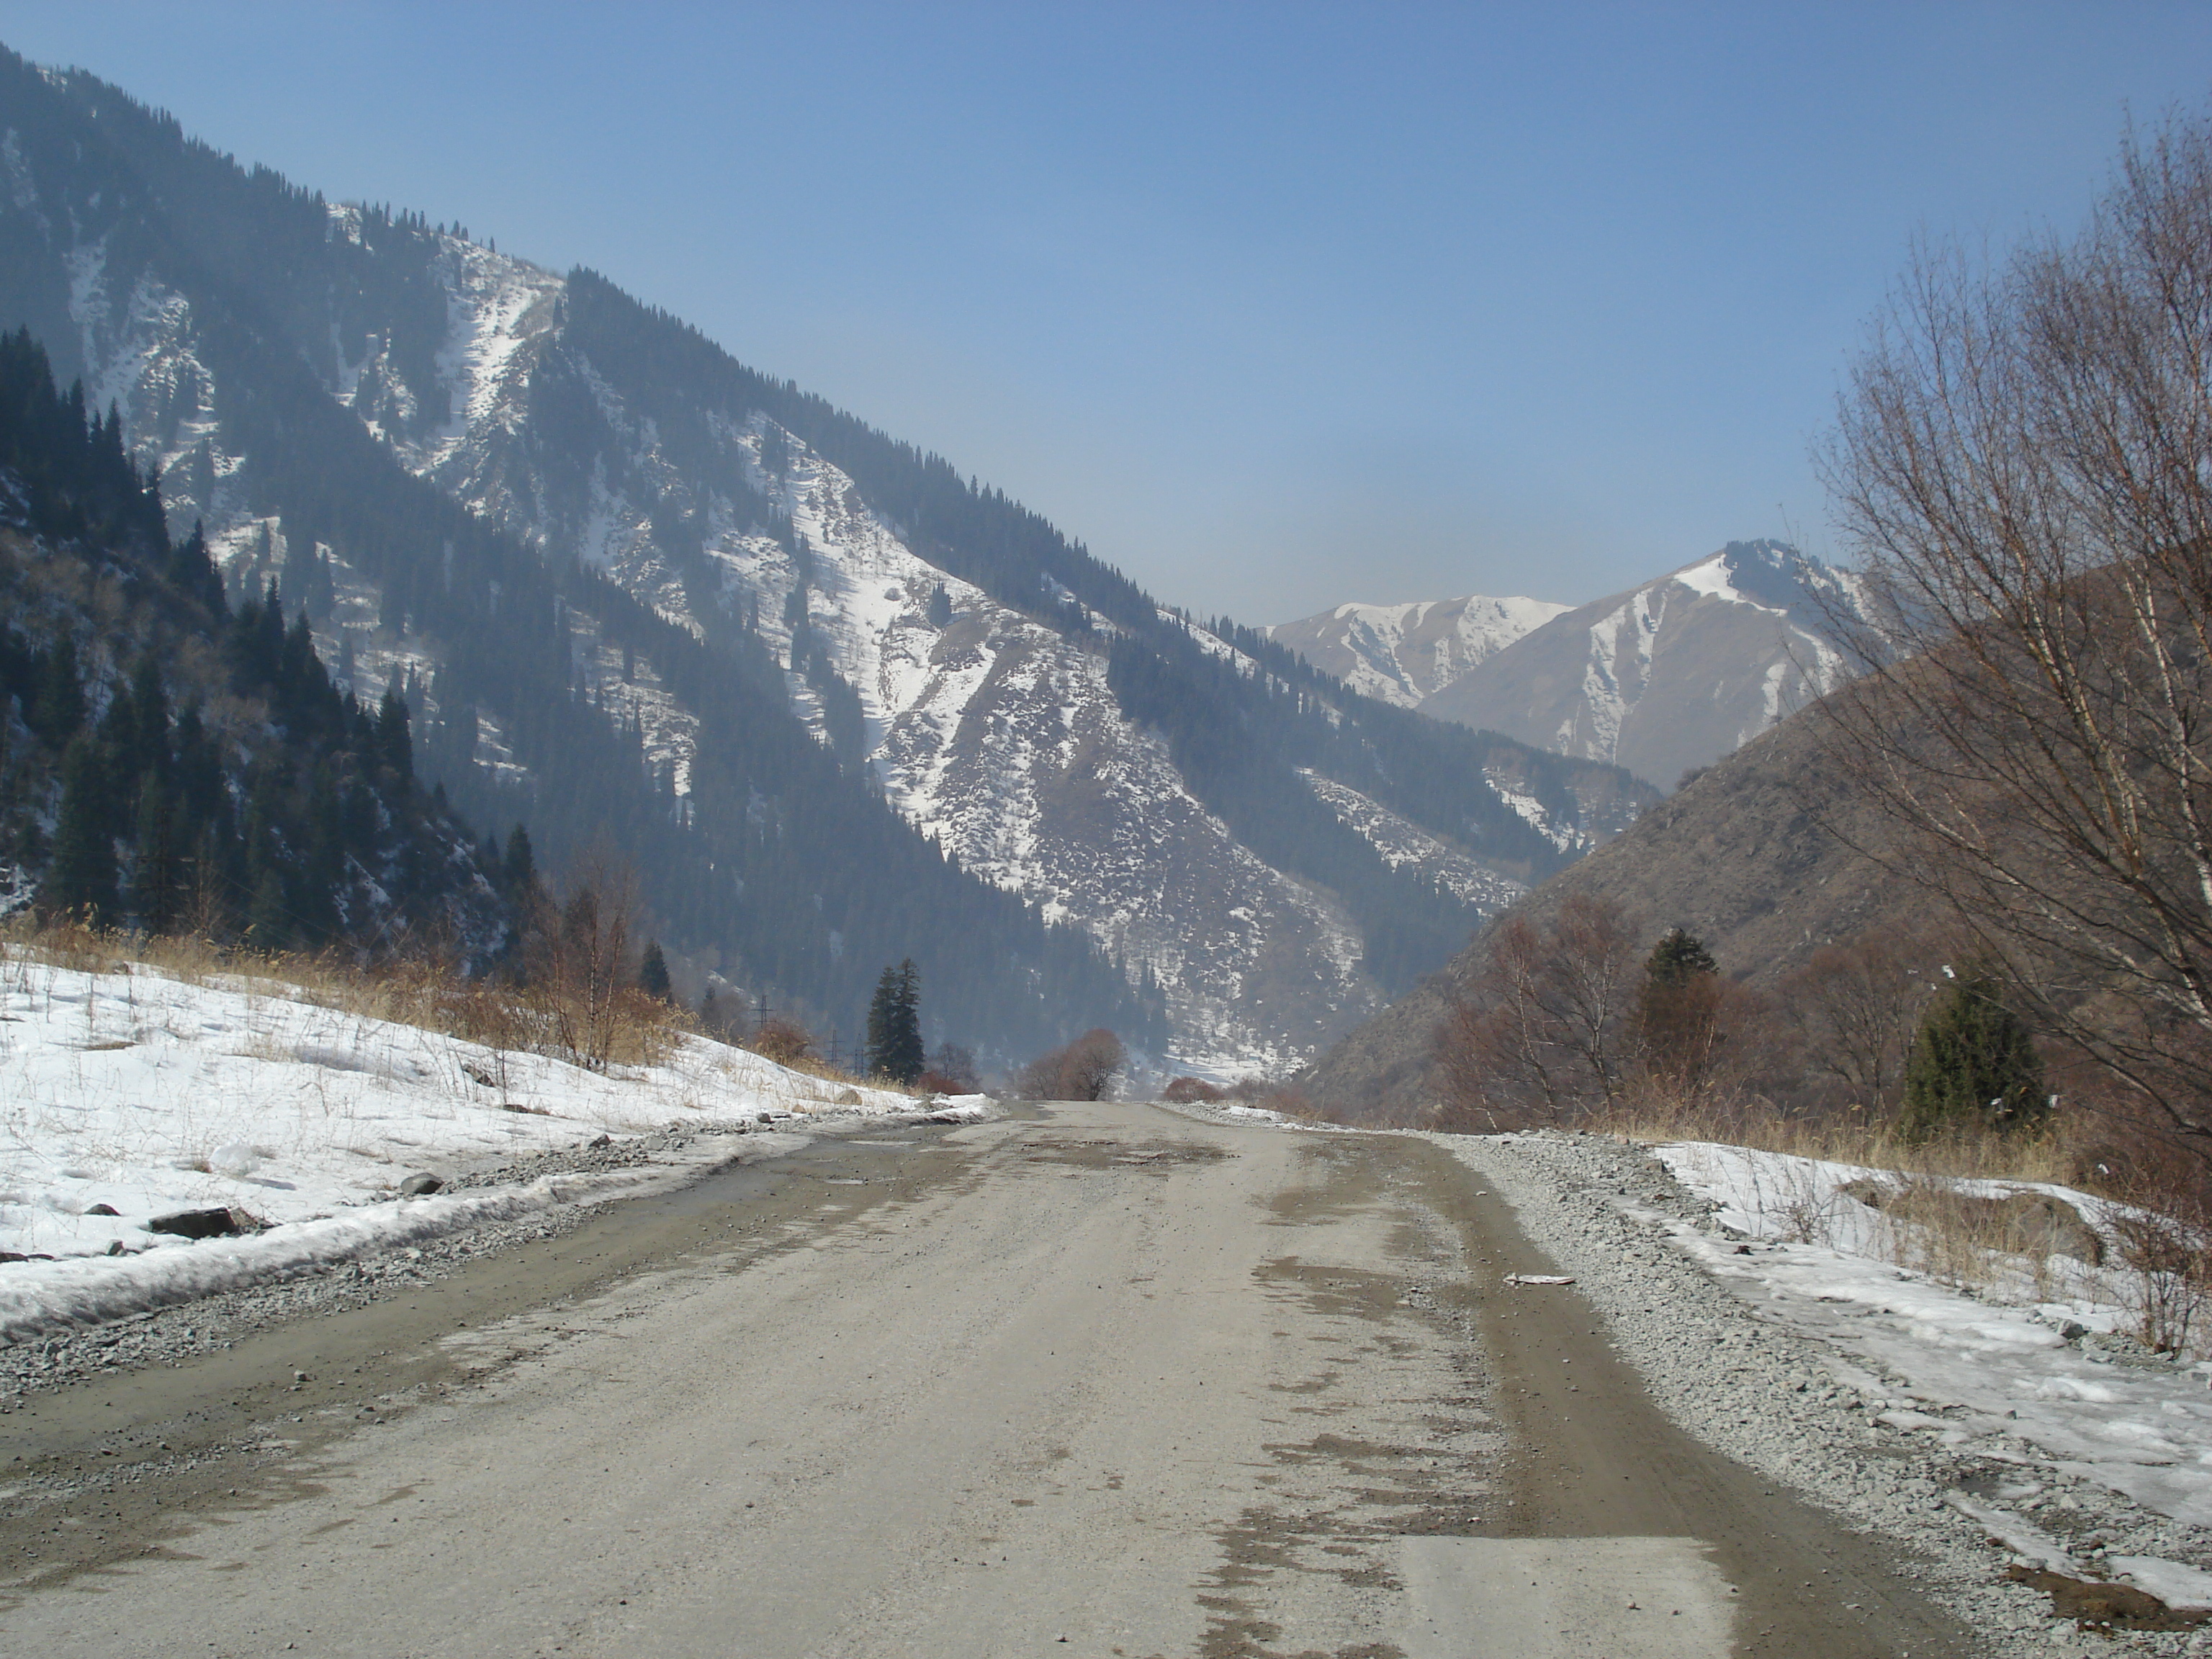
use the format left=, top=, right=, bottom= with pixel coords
left=1161, top=1075, right=1226, bottom=1104
left=0, top=910, right=688, bottom=1074
left=747, top=1017, right=817, bottom=1068
left=1019, top=1028, right=1125, bottom=1101
left=2106, top=1207, right=2210, bottom=1354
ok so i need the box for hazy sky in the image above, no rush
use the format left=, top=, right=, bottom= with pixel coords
left=6, top=3, right=2211, bottom=621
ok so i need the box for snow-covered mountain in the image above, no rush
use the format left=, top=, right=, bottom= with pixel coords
left=1267, top=593, right=1568, bottom=707
left=0, top=49, right=1658, bottom=1067
left=1279, top=542, right=1859, bottom=791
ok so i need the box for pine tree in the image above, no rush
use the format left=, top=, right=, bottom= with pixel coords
left=1644, top=927, right=1718, bottom=986
left=926, top=585, right=953, bottom=628
left=1897, top=966, right=2049, bottom=1143
left=45, top=732, right=120, bottom=925
left=865, top=958, right=925, bottom=1083
left=639, top=938, right=673, bottom=1002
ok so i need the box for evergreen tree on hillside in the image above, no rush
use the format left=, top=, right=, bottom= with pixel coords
left=45, top=733, right=119, bottom=924
left=865, top=959, right=924, bottom=1083
left=1644, top=927, right=1718, bottom=986
left=638, top=938, right=673, bottom=1003
left=1897, top=966, right=2049, bottom=1143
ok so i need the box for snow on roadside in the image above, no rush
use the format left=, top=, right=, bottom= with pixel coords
left=1431, top=1126, right=2212, bottom=1650
left=0, top=949, right=928, bottom=1337
left=1655, top=1141, right=2212, bottom=1533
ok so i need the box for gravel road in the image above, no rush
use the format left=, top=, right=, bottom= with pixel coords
left=1, top=1104, right=1986, bottom=1656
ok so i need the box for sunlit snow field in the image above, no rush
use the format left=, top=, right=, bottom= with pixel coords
left=0, top=948, right=955, bottom=1337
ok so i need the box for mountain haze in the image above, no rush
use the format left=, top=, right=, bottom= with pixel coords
left=0, top=49, right=1655, bottom=1065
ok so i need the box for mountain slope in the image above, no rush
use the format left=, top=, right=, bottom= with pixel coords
left=1299, top=691, right=1910, bottom=1115
left=0, top=327, right=509, bottom=954
left=1277, top=542, right=1861, bottom=791
left=0, top=48, right=1656, bottom=1064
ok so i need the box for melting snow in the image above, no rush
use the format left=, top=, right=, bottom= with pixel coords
left=1656, top=1142, right=2212, bottom=1534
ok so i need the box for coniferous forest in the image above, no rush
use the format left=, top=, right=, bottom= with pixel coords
left=0, top=328, right=507, bottom=953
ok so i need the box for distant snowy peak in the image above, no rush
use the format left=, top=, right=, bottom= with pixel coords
left=1283, top=541, right=1863, bottom=791
left=1419, top=539, right=1861, bottom=790
left=1267, top=591, right=1568, bottom=708
left=1663, top=537, right=1854, bottom=624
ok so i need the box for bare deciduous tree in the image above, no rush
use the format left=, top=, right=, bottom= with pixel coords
left=1780, top=930, right=1942, bottom=1116
left=1818, top=107, right=2212, bottom=1155
left=1435, top=894, right=1643, bottom=1127
left=1018, top=1028, right=1125, bottom=1101
left=523, top=841, right=650, bottom=1070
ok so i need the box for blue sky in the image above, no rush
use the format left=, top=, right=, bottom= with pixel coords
left=6, top=3, right=2211, bottom=620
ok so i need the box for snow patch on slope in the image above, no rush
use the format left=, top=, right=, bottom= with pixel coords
left=1299, top=770, right=1526, bottom=912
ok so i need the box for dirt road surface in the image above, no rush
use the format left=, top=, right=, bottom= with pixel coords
left=0, top=1103, right=1974, bottom=1656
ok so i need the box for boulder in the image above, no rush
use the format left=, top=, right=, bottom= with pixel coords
left=398, top=1173, right=444, bottom=1197
left=146, top=1207, right=243, bottom=1240
left=1995, top=1190, right=2105, bottom=1266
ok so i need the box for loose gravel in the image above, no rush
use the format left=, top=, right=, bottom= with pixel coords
left=1439, top=1126, right=2212, bottom=1658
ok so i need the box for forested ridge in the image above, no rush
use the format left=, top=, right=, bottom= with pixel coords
left=0, top=48, right=1163, bottom=1056
left=0, top=328, right=505, bottom=952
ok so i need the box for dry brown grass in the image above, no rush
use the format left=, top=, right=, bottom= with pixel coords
left=1592, top=1090, right=2211, bottom=1356
left=0, top=915, right=691, bottom=1073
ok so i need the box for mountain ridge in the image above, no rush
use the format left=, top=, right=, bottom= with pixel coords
left=1274, top=540, right=1861, bottom=791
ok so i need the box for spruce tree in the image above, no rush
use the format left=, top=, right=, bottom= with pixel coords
left=865, top=966, right=899, bottom=1079
left=1897, top=966, right=2049, bottom=1143
left=865, top=959, right=926, bottom=1083
left=639, top=939, right=673, bottom=1002
left=891, top=958, right=925, bottom=1082
left=45, top=732, right=119, bottom=925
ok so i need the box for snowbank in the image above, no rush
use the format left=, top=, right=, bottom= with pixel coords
left=1655, top=1141, right=2212, bottom=1532
left=0, top=949, right=930, bottom=1333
